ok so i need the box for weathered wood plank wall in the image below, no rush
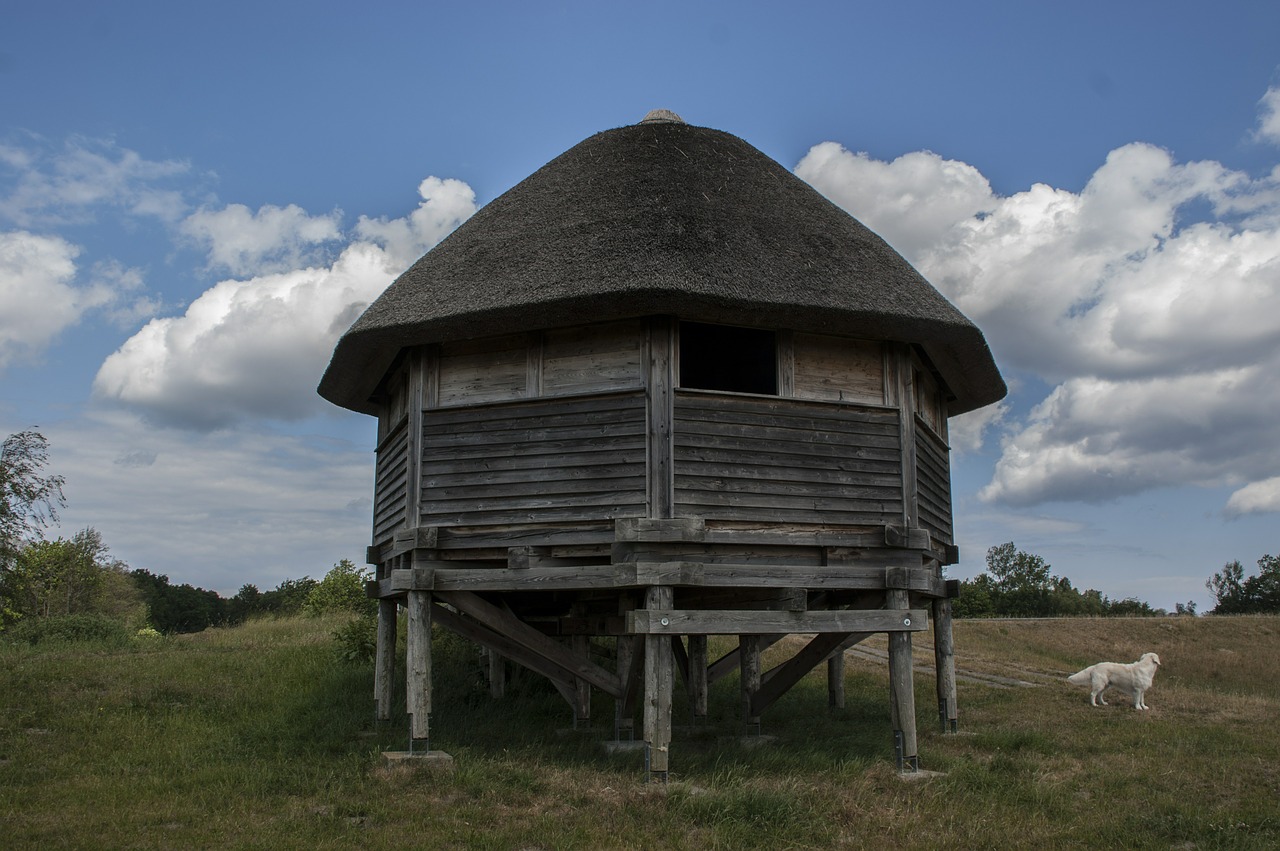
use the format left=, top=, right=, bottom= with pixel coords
left=373, top=418, right=410, bottom=545
left=915, top=423, right=953, bottom=546
left=419, top=391, right=649, bottom=526
left=672, top=392, right=904, bottom=526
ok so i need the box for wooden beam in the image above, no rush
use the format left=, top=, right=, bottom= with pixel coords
left=887, top=587, right=919, bottom=771
left=827, top=653, right=845, bottom=709
left=615, top=517, right=705, bottom=542
left=615, top=634, right=642, bottom=739
left=627, top=608, right=926, bottom=635
left=643, top=585, right=674, bottom=779
left=933, top=596, right=958, bottom=733
left=707, top=635, right=784, bottom=684
left=430, top=603, right=576, bottom=696
left=405, top=590, right=432, bottom=742
left=741, top=634, right=762, bottom=730
left=376, top=559, right=946, bottom=596
left=646, top=317, right=675, bottom=520
left=433, top=590, right=622, bottom=697
left=375, top=599, right=398, bottom=721
left=688, top=634, right=708, bottom=718
left=750, top=632, right=869, bottom=717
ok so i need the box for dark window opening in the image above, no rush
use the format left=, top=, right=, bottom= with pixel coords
left=679, top=322, right=777, bottom=395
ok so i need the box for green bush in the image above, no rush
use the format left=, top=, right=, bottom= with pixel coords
left=303, top=559, right=375, bottom=618
left=5, top=613, right=133, bottom=646
left=331, top=612, right=377, bottom=663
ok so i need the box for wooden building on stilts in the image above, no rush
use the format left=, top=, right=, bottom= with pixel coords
left=318, top=110, right=1007, bottom=779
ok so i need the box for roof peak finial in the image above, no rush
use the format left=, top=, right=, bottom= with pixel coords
left=640, top=109, right=685, bottom=125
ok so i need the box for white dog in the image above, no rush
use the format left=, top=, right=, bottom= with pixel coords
left=1067, top=652, right=1161, bottom=710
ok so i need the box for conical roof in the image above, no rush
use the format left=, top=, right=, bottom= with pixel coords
left=319, top=112, right=1006, bottom=415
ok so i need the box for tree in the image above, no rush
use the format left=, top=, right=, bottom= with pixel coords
left=2, top=527, right=147, bottom=632
left=303, top=559, right=375, bottom=617
left=985, top=542, right=1055, bottom=617
left=1, top=430, right=66, bottom=564
left=130, top=569, right=228, bottom=633
left=1207, top=555, right=1280, bottom=614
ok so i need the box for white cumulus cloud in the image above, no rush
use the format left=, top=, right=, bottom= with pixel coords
left=0, top=230, right=152, bottom=371
left=355, top=176, right=478, bottom=269
left=94, top=177, right=477, bottom=428
left=1255, top=84, right=1280, bottom=145
left=797, top=91, right=1280, bottom=513
left=0, top=135, right=191, bottom=227
left=179, top=203, right=343, bottom=276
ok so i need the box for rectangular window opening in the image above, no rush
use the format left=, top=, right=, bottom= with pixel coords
left=679, top=321, right=777, bottom=395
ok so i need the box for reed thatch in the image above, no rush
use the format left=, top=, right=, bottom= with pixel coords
left=319, top=113, right=1005, bottom=415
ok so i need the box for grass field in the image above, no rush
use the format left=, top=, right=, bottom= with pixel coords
left=2, top=613, right=1278, bottom=849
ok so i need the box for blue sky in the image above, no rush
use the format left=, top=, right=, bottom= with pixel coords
left=3, top=1, right=1278, bottom=611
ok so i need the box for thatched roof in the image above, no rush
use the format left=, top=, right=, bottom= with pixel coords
left=319, top=112, right=1006, bottom=415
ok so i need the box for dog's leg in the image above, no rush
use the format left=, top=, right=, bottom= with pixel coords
left=1134, top=689, right=1146, bottom=710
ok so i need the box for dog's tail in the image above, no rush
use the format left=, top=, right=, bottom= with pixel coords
left=1066, top=668, right=1091, bottom=686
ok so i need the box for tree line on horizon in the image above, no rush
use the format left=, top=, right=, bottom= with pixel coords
left=2, top=430, right=1277, bottom=639
left=1, top=430, right=373, bottom=643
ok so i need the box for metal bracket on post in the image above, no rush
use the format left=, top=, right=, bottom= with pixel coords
left=643, top=744, right=669, bottom=785
left=894, top=730, right=919, bottom=773
left=939, top=699, right=957, bottom=734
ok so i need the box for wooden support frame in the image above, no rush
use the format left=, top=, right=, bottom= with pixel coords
left=433, top=590, right=622, bottom=697
left=886, top=586, right=918, bottom=772
left=750, top=632, right=870, bottom=718
left=740, top=634, right=763, bottom=732
left=628, top=608, right=926, bottom=635
left=933, top=596, right=958, bottom=732
left=375, top=599, right=398, bottom=721
left=643, top=585, right=674, bottom=780
left=406, top=590, right=432, bottom=743
left=431, top=603, right=577, bottom=697
left=688, top=634, right=709, bottom=718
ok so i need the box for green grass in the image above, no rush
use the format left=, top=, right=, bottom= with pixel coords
left=3, top=614, right=1279, bottom=849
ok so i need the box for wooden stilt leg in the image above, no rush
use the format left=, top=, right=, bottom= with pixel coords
left=488, top=649, right=506, bottom=700
left=375, top=599, right=398, bottom=721
left=406, top=590, right=432, bottom=747
left=572, top=634, right=592, bottom=728
left=740, top=635, right=762, bottom=734
left=932, top=597, right=958, bottom=733
left=827, top=650, right=846, bottom=709
left=615, top=635, right=637, bottom=741
left=688, top=634, right=708, bottom=720
left=886, top=587, right=918, bottom=771
left=643, top=586, right=673, bottom=781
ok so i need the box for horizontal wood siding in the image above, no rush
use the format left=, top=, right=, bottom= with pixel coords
left=673, top=392, right=903, bottom=525
left=373, top=418, right=411, bottom=544
left=420, top=392, right=648, bottom=526
left=915, top=421, right=953, bottom=546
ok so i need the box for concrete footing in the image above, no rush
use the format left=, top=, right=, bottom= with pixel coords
left=381, top=750, right=455, bottom=771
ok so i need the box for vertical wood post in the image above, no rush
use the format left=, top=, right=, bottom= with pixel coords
left=886, top=586, right=918, bottom=771
left=375, top=598, right=398, bottom=721
left=827, top=651, right=846, bottom=709
left=688, top=634, right=709, bottom=720
left=406, top=589, right=433, bottom=745
left=406, top=349, right=427, bottom=525
left=487, top=649, right=506, bottom=700
left=740, top=635, right=762, bottom=734
left=643, top=585, right=673, bottom=781
left=572, top=633, right=592, bottom=727
left=885, top=343, right=919, bottom=529
left=932, top=596, right=958, bottom=733
left=615, top=635, right=637, bottom=740
left=646, top=317, right=675, bottom=520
